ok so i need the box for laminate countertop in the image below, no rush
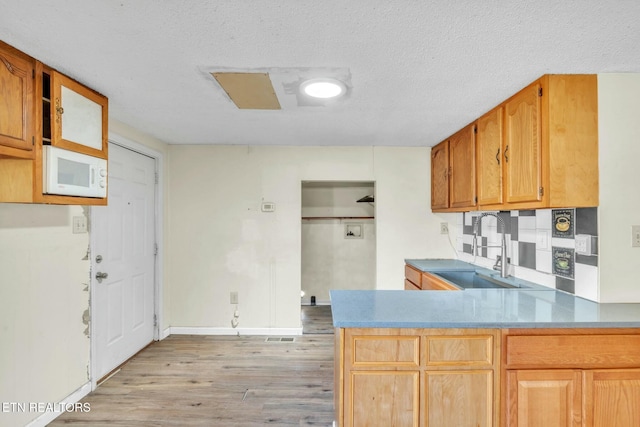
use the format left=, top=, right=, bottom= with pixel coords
left=331, top=259, right=640, bottom=329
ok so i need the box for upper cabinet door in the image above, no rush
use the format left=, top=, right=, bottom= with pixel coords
left=504, top=82, right=542, bottom=204
left=449, top=124, right=476, bottom=209
left=476, top=107, right=503, bottom=206
left=51, top=71, right=108, bottom=158
left=431, top=140, right=450, bottom=210
left=0, top=44, right=34, bottom=153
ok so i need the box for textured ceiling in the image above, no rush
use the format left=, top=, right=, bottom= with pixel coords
left=1, top=1, right=639, bottom=147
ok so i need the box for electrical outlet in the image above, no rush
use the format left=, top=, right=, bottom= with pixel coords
left=632, top=225, right=640, bottom=248
left=230, top=291, right=238, bottom=304
left=440, top=222, right=449, bottom=234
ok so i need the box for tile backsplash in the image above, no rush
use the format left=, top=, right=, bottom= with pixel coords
left=457, top=208, right=598, bottom=300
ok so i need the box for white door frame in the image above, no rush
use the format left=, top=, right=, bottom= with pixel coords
left=89, top=131, right=164, bottom=390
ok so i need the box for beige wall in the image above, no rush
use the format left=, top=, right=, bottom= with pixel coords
left=598, top=74, right=640, bottom=302
left=167, top=145, right=454, bottom=331
left=0, top=204, right=90, bottom=427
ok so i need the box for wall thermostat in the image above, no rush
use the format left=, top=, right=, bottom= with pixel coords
left=261, top=202, right=275, bottom=212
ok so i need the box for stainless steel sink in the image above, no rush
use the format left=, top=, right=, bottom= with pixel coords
left=434, top=271, right=528, bottom=290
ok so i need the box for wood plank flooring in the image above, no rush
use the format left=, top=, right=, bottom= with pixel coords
left=50, top=306, right=334, bottom=426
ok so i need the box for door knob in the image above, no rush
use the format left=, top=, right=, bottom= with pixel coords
left=96, top=272, right=109, bottom=283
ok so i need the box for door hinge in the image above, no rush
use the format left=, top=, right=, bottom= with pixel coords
left=538, top=87, right=543, bottom=97
left=539, top=187, right=544, bottom=196
left=32, top=69, right=35, bottom=79
left=153, top=314, right=157, bottom=327
left=154, top=243, right=158, bottom=256
left=155, top=172, right=159, bottom=184
left=32, top=136, right=35, bottom=146
left=473, top=125, right=477, bottom=134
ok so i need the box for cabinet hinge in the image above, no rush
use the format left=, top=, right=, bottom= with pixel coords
left=539, top=187, right=544, bottom=196
left=538, top=87, right=543, bottom=97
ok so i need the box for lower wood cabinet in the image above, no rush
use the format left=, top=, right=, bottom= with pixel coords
left=503, top=329, right=640, bottom=427
left=335, top=328, right=499, bottom=427
left=584, top=369, right=640, bottom=426
left=404, top=265, right=459, bottom=291
left=335, top=327, right=640, bottom=426
left=506, top=369, right=582, bottom=426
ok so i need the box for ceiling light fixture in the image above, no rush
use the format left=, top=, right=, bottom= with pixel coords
left=300, top=78, right=346, bottom=99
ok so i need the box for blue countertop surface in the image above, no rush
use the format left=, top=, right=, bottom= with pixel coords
left=331, top=259, right=640, bottom=329
left=330, top=290, right=640, bottom=328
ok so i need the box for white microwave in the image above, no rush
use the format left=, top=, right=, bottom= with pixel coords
left=43, top=146, right=107, bottom=198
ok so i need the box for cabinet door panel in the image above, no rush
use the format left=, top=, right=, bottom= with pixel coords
left=504, top=82, right=542, bottom=204
left=449, top=124, right=476, bottom=208
left=425, top=370, right=493, bottom=427
left=349, top=371, right=419, bottom=427
left=477, top=107, right=503, bottom=205
left=350, top=335, right=420, bottom=367
left=507, top=369, right=582, bottom=427
left=51, top=71, right=108, bottom=158
left=0, top=46, right=34, bottom=152
left=584, top=369, right=640, bottom=427
left=431, top=141, right=449, bottom=210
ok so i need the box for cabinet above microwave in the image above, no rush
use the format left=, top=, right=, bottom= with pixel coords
left=43, top=69, right=108, bottom=159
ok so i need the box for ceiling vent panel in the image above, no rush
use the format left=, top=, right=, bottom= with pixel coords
left=212, top=72, right=281, bottom=110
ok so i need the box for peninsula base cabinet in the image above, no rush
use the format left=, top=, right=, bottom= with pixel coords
left=334, top=328, right=500, bottom=427
left=334, top=328, right=640, bottom=427
left=502, top=329, right=640, bottom=427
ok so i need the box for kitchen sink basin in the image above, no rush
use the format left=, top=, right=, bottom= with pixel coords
left=434, top=271, right=529, bottom=290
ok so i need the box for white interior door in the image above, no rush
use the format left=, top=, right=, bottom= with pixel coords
left=92, top=143, right=156, bottom=381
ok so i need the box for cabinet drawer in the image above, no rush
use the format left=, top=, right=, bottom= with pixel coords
left=404, top=265, right=421, bottom=287
left=421, top=272, right=460, bottom=291
left=350, top=335, right=420, bottom=367
left=505, top=334, right=640, bottom=368
left=404, top=279, right=420, bottom=290
left=425, top=335, right=494, bottom=367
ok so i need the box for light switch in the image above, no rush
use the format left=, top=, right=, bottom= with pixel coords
left=72, top=216, right=87, bottom=234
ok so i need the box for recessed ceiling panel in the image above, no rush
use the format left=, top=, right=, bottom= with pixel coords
left=212, top=72, right=281, bottom=110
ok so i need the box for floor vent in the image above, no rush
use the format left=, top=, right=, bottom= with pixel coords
left=265, top=337, right=295, bottom=343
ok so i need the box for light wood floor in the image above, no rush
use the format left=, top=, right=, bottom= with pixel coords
left=50, top=306, right=334, bottom=426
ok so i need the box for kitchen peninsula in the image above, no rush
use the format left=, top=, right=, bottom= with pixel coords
left=331, top=261, right=640, bottom=427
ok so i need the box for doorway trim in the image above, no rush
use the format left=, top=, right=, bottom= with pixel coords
left=89, top=130, right=164, bottom=391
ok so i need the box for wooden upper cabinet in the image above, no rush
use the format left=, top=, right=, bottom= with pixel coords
left=504, top=81, right=543, bottom=205
left=434, top=74, right=598, bottom=212
left=49, top=70, right=108, bottom=159
left=0, top=42, right=34, bottom=157
left=500, top=75, right=598, bottom=210
left=431, top=140, right=449, bottom=210
left=449, top=124, right=476, bottom=209
left=476, top=107, right=503, bottom=206
left=431, top=124, right=477, bottom=212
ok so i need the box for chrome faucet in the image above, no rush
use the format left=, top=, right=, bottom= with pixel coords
left=472, top=212, right=509, bottom=278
